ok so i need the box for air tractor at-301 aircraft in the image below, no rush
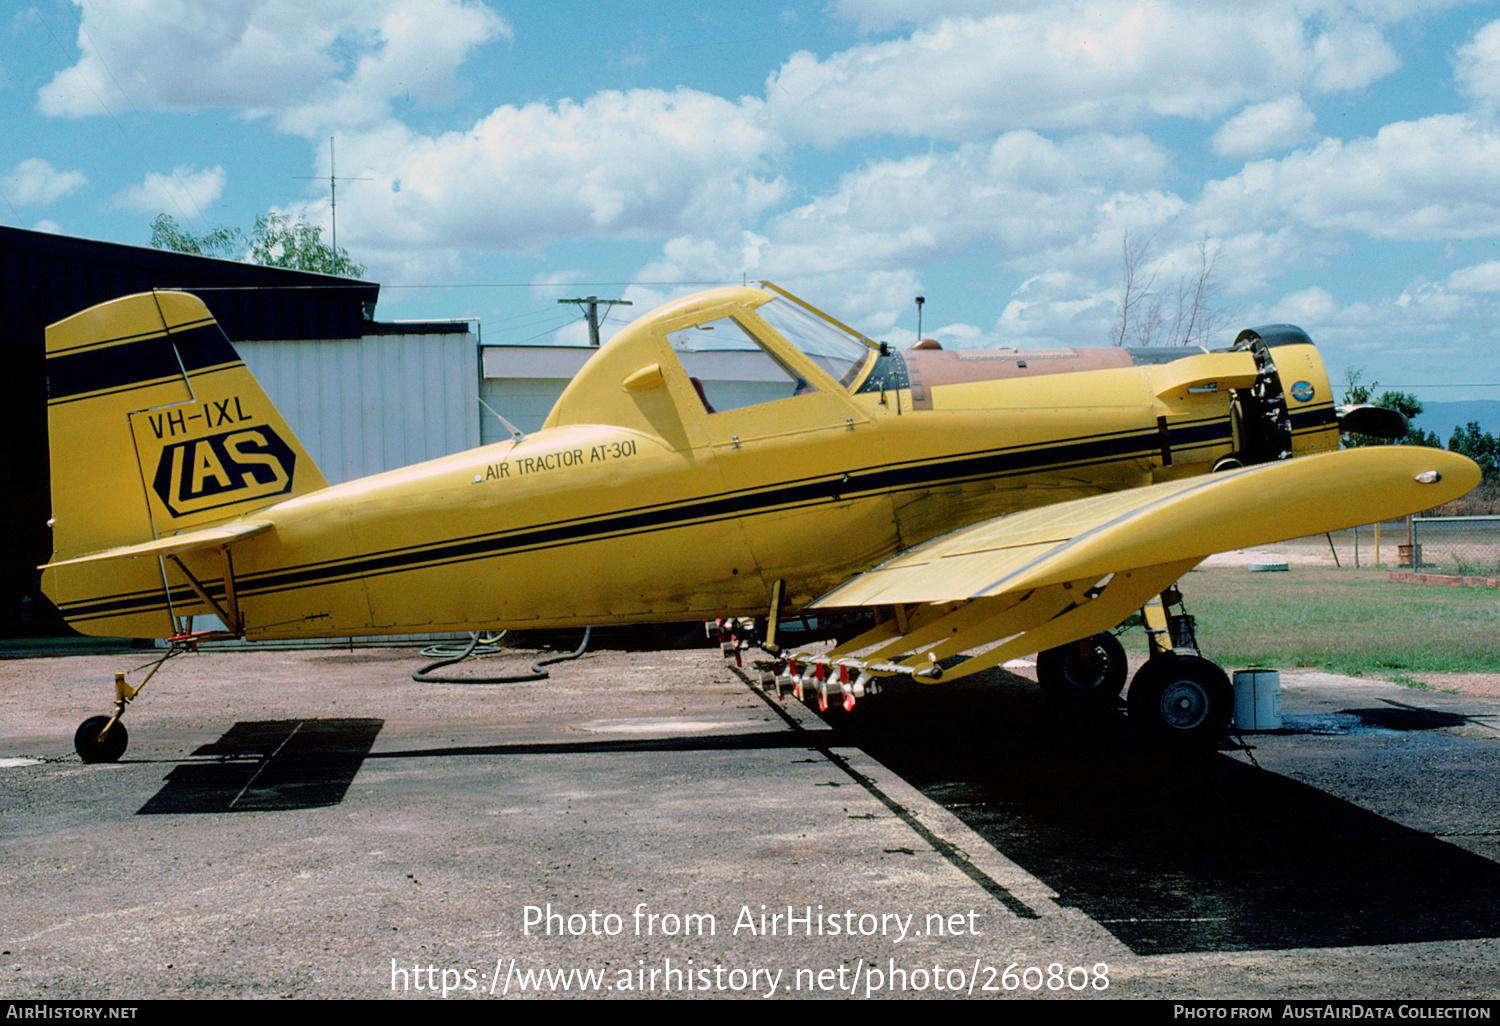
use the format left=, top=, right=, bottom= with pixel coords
left=40, top=282, right=1477, bottom=760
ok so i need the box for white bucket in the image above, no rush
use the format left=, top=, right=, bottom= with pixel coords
left=1232, top=669, right=1282, bottom=731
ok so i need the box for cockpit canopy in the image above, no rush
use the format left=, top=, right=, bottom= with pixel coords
left=544, top=283, right=887, bottom=433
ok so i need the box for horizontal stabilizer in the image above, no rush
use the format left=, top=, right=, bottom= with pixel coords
left=41, top=520, right=273, bottom=570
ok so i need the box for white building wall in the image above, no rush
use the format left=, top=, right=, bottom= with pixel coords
left=238, top=330, right=480, bottom=484
left=479, top=345, right=593, bottom=441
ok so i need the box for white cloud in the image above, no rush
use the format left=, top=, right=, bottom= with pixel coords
left=831, top=0, right=1026, bottom=33
left=762, top=131, right=1172, bottom=275
left=331, top=89, right=783, bottom=255
left=1272, top=285, right=1343, bottom=325
left=1455, top=19, right=1500, bottom=107
left=630, top=130, right=1184, bottom=339
left=1253, top=278, right=1497, bottom=388
left=1197, top=114, right=1500, bottom=241
left=36, top=0, right=508, bottom=132
left=2, top=158, right=86, bottom=206
left=1212, top=96, right=1318, bottom=157
left=1309, top=18, right=1399, bottom=92
left=1447, top=260, right=1500, bottom=293
left=767, top=3, right=1400, bottom=146
left=108, top=165, right=226, bottom=214
left=996, top=270, right=1118, bottom=348
left=837, top=0, right=1478, bottom=33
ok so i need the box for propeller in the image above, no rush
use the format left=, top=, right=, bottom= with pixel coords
left=1336, top=404, right=1408, bottom=440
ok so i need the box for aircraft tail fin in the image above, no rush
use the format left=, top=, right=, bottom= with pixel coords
left=44, top=290, right=327, bottom=564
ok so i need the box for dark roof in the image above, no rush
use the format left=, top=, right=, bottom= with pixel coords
left=361, top=320, right=474, bottom=335
left=0, top=224, right=379, bottom=342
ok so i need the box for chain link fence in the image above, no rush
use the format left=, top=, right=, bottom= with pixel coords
left=1264, top=518, right=1500, bottom=576
left=1409, top=515, right=1500, bottom=577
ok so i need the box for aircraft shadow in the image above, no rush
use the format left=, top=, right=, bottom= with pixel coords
left=135, top=723, right=825, bottom=815
left=137, top=718, right=383, bottom=815
left=821, top=672, right=1500, bottom=956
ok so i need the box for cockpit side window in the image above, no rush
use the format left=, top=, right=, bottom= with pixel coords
left=667, top=317, right=816, bottom=414
left=752, top=296, right=873, bottom=389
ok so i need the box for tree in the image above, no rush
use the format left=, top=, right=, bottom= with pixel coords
left=1112, top=231, right=1157, bottom=346
left=150, top=211, right=366, bottom=278
left=1376, top=391, right=1442, bottom=448
left=1111, top=233, right=1230, bottom=346
left=1448, top=421, right=1499, bottom=479
left=245, top=212, right=365, bottom=278
left=1340, top=366, right=1373, bottom=407
left=150, top=214, right=243, bottom=259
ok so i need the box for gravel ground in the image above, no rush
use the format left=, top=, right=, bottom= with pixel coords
left=1, top=642, right=1498, bottom=1001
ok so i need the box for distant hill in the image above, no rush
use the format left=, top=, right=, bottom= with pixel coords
left=1410, top=400, right=1500, bottom=444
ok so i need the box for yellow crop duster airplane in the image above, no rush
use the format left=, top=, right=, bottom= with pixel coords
left=42, top=283, right=1477, bottom=761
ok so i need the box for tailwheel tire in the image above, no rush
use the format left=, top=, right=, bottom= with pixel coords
left=1036, top=632, right=1128, bottom=710
left=1127, top=655, right=1233, bottom=745
left=74, top=716, right=128, bottom=763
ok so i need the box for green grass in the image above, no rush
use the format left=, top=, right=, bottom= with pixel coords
left=1177, top=566, right=1499, bottom=676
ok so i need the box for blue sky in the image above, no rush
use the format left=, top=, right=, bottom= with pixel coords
left=4, top=0, right=1500, bottom=405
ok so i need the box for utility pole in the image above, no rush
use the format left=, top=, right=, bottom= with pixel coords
left=558, top=295, right=633, bottom=347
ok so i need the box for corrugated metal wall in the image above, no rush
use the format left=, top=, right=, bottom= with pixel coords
left=239, top=330, right=480, bottom=483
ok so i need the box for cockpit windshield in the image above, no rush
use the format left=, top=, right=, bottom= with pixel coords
left=752, top=295, right=875, bottom=390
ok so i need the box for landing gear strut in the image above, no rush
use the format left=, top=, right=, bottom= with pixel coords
left=1125, top=586, right=1233, bottom=745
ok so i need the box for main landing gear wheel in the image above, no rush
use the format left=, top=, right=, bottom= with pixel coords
left=74, top=716, right=128, bottom=763
left=1127, top=655, right=1232, bottom=745
left=1036, top=632, right=1127, bottom=710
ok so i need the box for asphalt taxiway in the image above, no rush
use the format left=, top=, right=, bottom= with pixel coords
left=1, top=641, right=1497, bottom=1000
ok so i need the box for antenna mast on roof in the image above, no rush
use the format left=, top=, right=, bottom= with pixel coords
left=295, top=137, right=371, bottom=256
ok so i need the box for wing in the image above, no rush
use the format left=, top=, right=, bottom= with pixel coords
left=801, top=446, right=1478, bottom=682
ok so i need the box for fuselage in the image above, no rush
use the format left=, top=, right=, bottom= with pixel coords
left=45, top=286, right=1339, bottom=639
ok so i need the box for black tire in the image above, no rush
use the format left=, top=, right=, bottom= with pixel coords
left=1036, top=633, right=1128, bottom=709
left=74, top=716, right=128, bottom=763
left=1127, top=655, right=1233, bottom=745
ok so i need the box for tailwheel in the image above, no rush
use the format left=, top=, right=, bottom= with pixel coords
left=74, top=667, right=157, bottom=764
left=74, top=715, right=128, bottom=763
left=1036, top=632, right=1127, bottom=711
left=1127, top=654, right=1232, bottom=745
